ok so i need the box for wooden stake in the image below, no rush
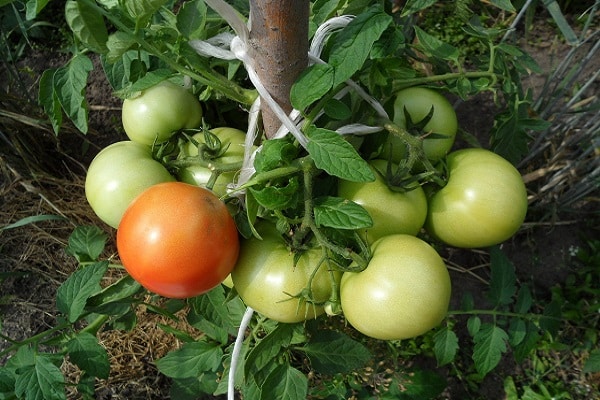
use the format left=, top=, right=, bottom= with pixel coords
left=248, top=0, right=309, bottom=138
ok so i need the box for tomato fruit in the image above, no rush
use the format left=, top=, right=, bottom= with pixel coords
left=177, top=127, right=247, bottom=197
left=425, top=148, right=528, bottom=248
left=384, top=87, right=457, bottom=163
left=337, top=159, right=428, bottom=244
left=85, top=141, right=175, bottom=228
left=231, top=225, right=340, bottom=323
left=117, top=182, right=239, bottom=299
left=122, top=80, right=203, bottom=146
left=340, top=234, right=451, bottom=340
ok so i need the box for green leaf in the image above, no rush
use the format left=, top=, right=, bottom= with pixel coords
left=311, top=0, right=344, bottom=25
left=515, top=285, right=533, bottom=314
left=512, top=321, right=541, bottom=363
left=53, top=54, right=93, bottom=133
left=323, top=98, right=351, bottom=120
left=105, top=31, right=137, bottom=64
left=290, top=63, right=334, bottom=111
left=487, top=246, right=517, bottom=307
left=245, top=323, right=295, bottom=378
left=507, top=318, right=527, bottom=347
left=488, top=0, right=516, bottom=12
left=386, top=369, right=446, bottom=399
left=38, top=68, right=63, bottom=134
left=472, top=323, right=508, bottom=376
left=433, top=327, right=459, bottom=366
left=115, top=68, right=173, bottom=99
left=305, top=127, right=374, bottom=182
left=177, top=0, right=207, bottom=39
left=249, top=177, right=301, bottom=210
left=86, top=275, right=143, bottom=310
left=583, top=349, right=600, bottom=373
left=14, top=354, right=66, bottom=400
left=25, top=0, right=51, bottom=20
left=539, top=300, right=562, bottom=337
left=401, top=0, right=437, bottom=17
left=56, top=261, right=109, bottom=322
left=299, top=330, right=372, bottom=374
left=65, top=225, right=108, bottom=263
left=65, top=0, right=108, bottom=53
left=543, top=0, right=578, bottom=45
left=313, top=196, right=372, bottom=230
left=467, top=315, right=481, bottom=337
left=260, top=364, right=308, bottom=400
left=188, top=286, right=235, bottom=344
left=122, top=0, right=169, bottom=26
left=66, top=332, right=110, bottom=379
left=329, top=4, right=392, bottom=87
left=156, top=340, right=223, bottom=378
left=1, top=214, right=66, bottom=231
left=414, top=26, right=459, bottom=63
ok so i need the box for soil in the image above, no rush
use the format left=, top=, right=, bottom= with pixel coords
left=1, top=7, right=599, bottom=400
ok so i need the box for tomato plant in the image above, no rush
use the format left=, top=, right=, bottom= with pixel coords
left=340, top=234, right=451, bottom=340
left=176, top=127, right=247, bottom=197
left=85, top=141, right=175, bottom=228
left=117, top=182, right=239, bottom=299
left=231, top=224, right=340, bottom=323
left=122, top=80, right=203, bottom=146
left=337, top=159, right=428, bottom=244
left=425, top=148, right=528, bottom=248
left=383, top=87, right=458, bottom=163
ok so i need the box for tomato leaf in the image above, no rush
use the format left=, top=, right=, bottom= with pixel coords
left=329, top=4, right=392, bottom=87
left=65, top=0, right=108, bottom=53
left=188, top=286, right=241, bottom=344
left=433, top=327, right=459, bottom=366
left=305, top=127, right=375, bottom=182
left=14, top=354, right=66, bottom=400
left=65, top=332, right=110, bottom=379
left=65, top=225, right=108, bottom=263
left=512, top=321, right=542, bottom=363
left=583, top=349, right=600, bottom=373
left=414, top=26, right=459, bottom=63
left=298, top=330, right=372, bottom=374
left=260, top=364, right=308, bottom=400
left=400, top=0, right=437, bottom=17
left=290, top=63, right=334, bottom=112
left=176, top=0, right=207, bottom=40
left=507, top=318, right=527, bottom=347
left=249, top=177, right=301, bottom=210
left=156, top=340, right=223, bottom=378
left=487, top=246, right=517, bottom=307
left=245, top=323, right=295, bottom=378
left=123, top=0, right=169, bottom=27
left=56, top=261, right=108, bottom=322
left=52, top=54, right=93, bottom=134
left=472, top=323, right=508, bottom=376
left=313, top=196, right=373, bottom=230
left=38, top=68, right=63, bottom=134
left=488, top=0, right=516, bottom=12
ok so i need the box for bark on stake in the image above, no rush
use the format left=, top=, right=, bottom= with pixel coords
left=249, top=0, right=309, bottom=138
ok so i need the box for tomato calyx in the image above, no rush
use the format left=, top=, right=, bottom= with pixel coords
left=382, top=121, right=446, bottom=188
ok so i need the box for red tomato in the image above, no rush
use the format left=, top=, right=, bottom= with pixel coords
left=116, top=182, right=239, bottom=298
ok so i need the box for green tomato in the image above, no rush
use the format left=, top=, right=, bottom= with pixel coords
left=384, top=87, right=458, bottom=163
left=231, top=225, right=340, bottom=323
left=85, top=141, right=175, bottom=228
left=425, top=148, right=528, bottom=248
left=122, top=80, right=203, bottom=146
left=177, top=127, right=248, bottom=197
left=340, top=234, right=451, bottom=340
left=337, top=159, right=428, bottom=244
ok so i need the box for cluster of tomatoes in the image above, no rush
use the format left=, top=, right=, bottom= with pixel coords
left=84, top=81, right=528, bottom=341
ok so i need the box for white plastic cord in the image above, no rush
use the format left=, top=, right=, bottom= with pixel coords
left=227, top=306, right=254, bottom=400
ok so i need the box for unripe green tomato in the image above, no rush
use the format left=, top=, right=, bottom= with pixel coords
left=231, top=225, right=341, bottom=323
left=383, top=87, right=458, bottom=163
left=122, top=80, right=203, bottom=146
left=85, top=141, right=175, bottom=228
left=177, top=127, right=248, bottom=197
left=340, top=234, right=451, bottom=340
left=337, top=159, right=428, bottom=244
left=425, top=148, right=528, bottom=248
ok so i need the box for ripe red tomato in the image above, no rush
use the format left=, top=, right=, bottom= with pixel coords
left=116, top=182, right=239, bottom=298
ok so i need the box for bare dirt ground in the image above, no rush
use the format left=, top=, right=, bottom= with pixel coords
left=1, top=10, right=599, bottom=399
